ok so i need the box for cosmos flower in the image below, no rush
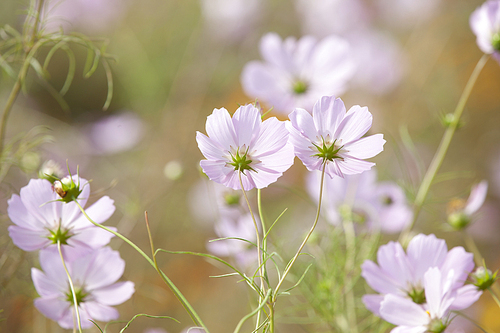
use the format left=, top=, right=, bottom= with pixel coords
left=32, top=247, right=134, bottom=329
left=375, top=0, right=442, bottom=29
left=379, top=268, right=480, bottom=333
left=196, top=104, right=295, bottom=191
left=361, top=234, right=480, bottom=316
left=447, top=181, right=488, bottom=230
left=206, top=213, right=258, bottom=268
left=470, top=1, right=500, bottom=62
left=8, top=177, right=116, bottom=256
left=241, top=33, right=356, bottom=115
left=286, top=95, right=385, bottom=178
left=306, top=168, right=412, bottom=233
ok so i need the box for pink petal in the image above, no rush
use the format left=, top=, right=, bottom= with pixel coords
left=32, top=268, right=63, bottom=297
left=92, top=281, right=135, bottom=305
left=380, top=294, right=428, bottom=326
left=450, top=284, right=482, bottom=311
left=205, top=108, right=237, bottom=150
left=68, top=226, right=116, bottom=249
left=361, top=260, right=401, bottom=294
left=196, top=131, right=225, bottom=160
left=288, top=108, right=320, bottom=142
left=232, top=104, right=261, bottom=147
left=376, top=242, right=413, bottom=289
left=344, top=134, right=385, bottom=159
left=334, top=105, right=372, bottom=144
left=259, top=33, right=293, bottom=70
left=336, top=157, right=374, bottom=175
left=69, top=196, right=116, bottom=229
left=34, top=297, right=71, bottom=325
left=406, top=234, right=447, bottom=281
left=362, top=294, right=384, bottom=316
left=464, top=180, right=488, bottom=215
left=7, top=194, right=39, bottom=229
left=311, top=96, right=346, bottom=137
left=20, top=179, right=60, bottom=226
left=81, top=301, right=119, bottom=322
left=83, top=247, right=125, bottom=289
left=8, top=225, right=51, bottom=251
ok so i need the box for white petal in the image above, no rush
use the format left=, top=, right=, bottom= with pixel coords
left=464, top=180, right=488, bottom=215
left=205, top=108, right=237, bottom=151
left=233, top=104, right=262, bottom=147
left=380, top=294, right=429, bottom=326
left=334, top=105, right=373, bottom=144
left=406, top=234, right=447, bottom=282
left=344, top=134, right=385, bottom=159
left=92, top=281, right=135, bottom=306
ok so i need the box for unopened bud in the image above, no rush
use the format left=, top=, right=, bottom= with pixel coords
left=472, top=266, right=498, bottom=290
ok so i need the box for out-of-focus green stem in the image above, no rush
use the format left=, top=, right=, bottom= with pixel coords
left=273, top=163, right=326, bottom=298
left=404, top=54, right=489, bottom=234
left=343, top=218, right=358, bottom=333
left=0, top=0, right=45, bottom=154
left=488, top=287, right=500, bottom=309
left=74, top=201, right=209, bottom=333
left=57, top=240, right=83, bottom=333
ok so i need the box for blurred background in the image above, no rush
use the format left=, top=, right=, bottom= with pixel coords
left=1, top=0, right=500, bottom=332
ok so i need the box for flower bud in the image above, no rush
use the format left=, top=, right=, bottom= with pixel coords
left=447, top=212, right=471, bottom=230
left=472, top=266, right=498, bottom=290
left=39, top=160, right=64, bottom=183
left=53, top=176, right=82, bottom=203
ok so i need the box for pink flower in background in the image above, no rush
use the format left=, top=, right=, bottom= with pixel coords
left=8, top=178, right=115, bottom=256
left=86, top=111, right=145, bottom=155
left=196, top=104, right=294, bottom=191
left=43, top=0, right=128, bottom=33
left=286, top=96, right=385, bottom=178
left=346, top=30, right=406, bottom=95
left=295, top=0, right=371, bottom=37
left=470, top=1, right=500, bottom=62
left=307, top=168, right=412, bottom=233
left=206, top=213, right=257, bottom=268
left=241, top=33, right=356, bottom=115
left=199, top=0, right=263, bottom=42
left=32, top=247, right=134, bottom=329
left=375, top=0, right=442, bottom=29
left=380, top=268, right=480, bottom=333
left=361, top=234, right=480, bottom=316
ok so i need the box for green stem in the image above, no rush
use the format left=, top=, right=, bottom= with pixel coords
left=0, top=0, right=45, bottom=154
left=74, top=201, right=209, bottom=333
left=342, top=218, right=358, bottom=333
left=404, top=54, right=489, bottom=234
left=255, top=189, right=267, bottom=331
left=238, top=172, right=266, bottom=296
left=274, top=163, right=326, bottom=298
left=488, top=287, right=500, bottom=309
left=57, top=240, right=83, bottom=333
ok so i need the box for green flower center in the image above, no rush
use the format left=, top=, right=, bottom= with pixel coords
left=66, top=287, right=88, bottom=305
left=228, top=146, right=255, bottom=174
left=292, top=80, right=308, bottom=94
left=224, top=193, right=241, bottom=206
left=48, top=225, right=72, bottom=245
left=312, top=138, right=344, bottom=163
left=408, top=287, right=426, bottom=304
left=492, top=33, right=500, bottom=51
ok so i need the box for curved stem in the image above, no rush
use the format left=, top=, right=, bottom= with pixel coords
left=74, top=201, right=209, bottom=333
left=404, top=54, right=489, bottom=234
left=274, top=163, right=326, bottom=298
left=57, top=241, right=83, bottom=333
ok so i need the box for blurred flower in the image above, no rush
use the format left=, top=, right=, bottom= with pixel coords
left=164, top=160, right=184, bottom=181
left=361, top=234, right=480, bottom=316
left=295, top=0, right=371, bottom=37
left=286, top=96, right=385, bottom=178
left=144, top=329, right=168, bottom=333
left=379, top=267, right=477, bottom=333
left=470, top=1, right=500, bottom=62
left=196, top=104, right=294, bottom=191
left=8, top=178, right=115, bottom=256
left=447, top=181, right=488, bottom=230
left=85, top=111, right=145, bottom=155
left=241, top=33, right=356, bottom=115
left=181, top=328, right=206, bottom=333
left=206, top=213, right=257, bottom=268
left=375, top=0, right=442, bottom=29
left=347, top=30, right=406, bottom=95
left=43, top=0, right=128, bottom=34
left=307, top=168, right=412, bottom=233
left=32, top=247, right=134, bottom=329
left=39, top=160, right=64, bottom=183
left=199, top=0, right=263, bottom=42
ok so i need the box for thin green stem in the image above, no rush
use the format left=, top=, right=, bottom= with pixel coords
left=342, top=218, right=358, bottom=333
left=274, top=163, right=326, bottom=298
left=0, top=0, right=45, bottom=154
left=57, top=240, right=83, bottom=333
left=238, top=172, right=266, bottom=296
left=255, top=189, right=267, bottom=331
left=74, top=201, right=209, bottom=332
left=488, top=287, right=500, bottom=309
left=403, top=54, right=489, bottom=235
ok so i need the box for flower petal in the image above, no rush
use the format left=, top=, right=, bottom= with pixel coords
left=464, top=180, right=488, bottom=215
left=334, top=105, right=373, bottom=144
left=92, top=281, right=135, bottom=306
left=205, top=107, right=237, bottom=150
left=380, top=294, right=428, bottom=327
left=344, top=134, right=385, bottom=159
left=8, top=225, right=51, bottom=251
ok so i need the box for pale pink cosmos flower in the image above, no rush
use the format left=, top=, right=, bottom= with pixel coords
left=379, top=267, right=481, bottom=333
left=375, top=0, right=442, bottom=29
left=196, top=104, right=295, bottom=191
left=32, top=247, right=135, bottom=329
left=286, top=96, right=385, bottom=178
left=206, top=213, right=257, bottom=268
left=199, top=0, right=263, bottom=42
left=8, top=177, right=116, bottom=257
left=306, top=168, right=412, bottom=233
left=241, top=33, right=356, bottom=115
left=361, top=234, right=480, bottom=317
left=470, top=1, right=500, bottom=62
